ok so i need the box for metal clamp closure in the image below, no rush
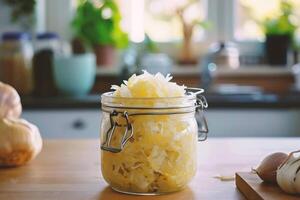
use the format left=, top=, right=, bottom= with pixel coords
left=196, top=95, right=209, bottom=141
left=101, top=92, right=209, bottom=153
left=101, top=110, right=133, bottom=153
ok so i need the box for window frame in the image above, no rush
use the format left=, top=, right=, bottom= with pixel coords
left=43, top=0, right=262, bottom=57
left=139, top=0, right=263, bottom=57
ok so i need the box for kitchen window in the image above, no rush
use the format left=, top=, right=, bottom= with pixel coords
left=235, top=0, right=300, bottom=41
left=43, top=0, right=299, bottom=59
left=118, top=0, right=299, bottom=44
left=116, top=0, right=207, bottom=43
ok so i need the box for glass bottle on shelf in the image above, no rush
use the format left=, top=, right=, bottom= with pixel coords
left=32, top=32, right=61, bottom=97
left=0, top=32, right=34, bottom=95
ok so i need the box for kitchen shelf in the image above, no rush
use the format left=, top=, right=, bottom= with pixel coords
left=96, top=65, right=293, bottom=77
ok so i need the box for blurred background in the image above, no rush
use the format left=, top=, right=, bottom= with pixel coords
left=1, top=0, right=300, bottom=138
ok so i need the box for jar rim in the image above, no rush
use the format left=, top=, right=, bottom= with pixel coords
left=102, top=87, right=203, bottom=100
left=101, top=88, right=206, bottom=110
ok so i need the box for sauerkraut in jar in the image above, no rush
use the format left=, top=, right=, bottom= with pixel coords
left=100, top=71, right=208, bottom=195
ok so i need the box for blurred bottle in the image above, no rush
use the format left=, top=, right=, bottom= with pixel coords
left=119, top=47, right=137, bottom=83
left=32, top=32, right=60, bottom=97
left=201, top=41, right=239, bottom=90
left=140, top=53, right=172, bottom=75
left=0, top=32, right=34, bottom=95
left=138, top=34, right=172, bottom=75
left=292, top=63, right=300, bottom=91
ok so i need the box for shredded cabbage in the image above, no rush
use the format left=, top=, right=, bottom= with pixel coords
left=111, top=71, right=186, bottom=98
left=101, top=71, right=197, bottom=193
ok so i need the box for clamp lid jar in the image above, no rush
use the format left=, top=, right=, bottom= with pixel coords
left=100, top=88, right=208, bottom=195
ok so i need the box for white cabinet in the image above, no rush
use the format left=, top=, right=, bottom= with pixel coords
left=22, top=109, right=300, bottom=138
left=206, top=109, right=300, bottom=137
left=22, top=110, right=102, bottom=139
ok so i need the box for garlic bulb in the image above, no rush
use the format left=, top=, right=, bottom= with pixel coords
left=277, top=150, right=300, bottom=194
left=255, top=152, right=288, bottom=183
left=0, top=82, right=22, bottom=119
left=0, top=118, right=42, bottom=167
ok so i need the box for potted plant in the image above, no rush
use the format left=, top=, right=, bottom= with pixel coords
left=262, top=0, right=297, bottom=66
left=176, top=3, right=209, bottom=65
left=145, top=0, right=209, bottom=65
left=72, top=0, right=128, bottom=67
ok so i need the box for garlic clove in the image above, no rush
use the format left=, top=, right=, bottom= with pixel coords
left=295, top=166, right=300, bottom=193
left=0, top=82, right=22, bottom=119
left=277, top=156, right=295, bottom=193
left=0, top=118, right=42, bottom=167
left=277, top=154, right=300, bottom=194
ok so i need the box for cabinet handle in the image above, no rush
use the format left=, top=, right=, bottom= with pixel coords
left=72, top=119, right=85, bottom=129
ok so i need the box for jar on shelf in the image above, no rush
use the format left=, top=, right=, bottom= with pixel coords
left=33, top=32, right=60, bottom=96
left=100, top=88, right=208, bottom=195
left=0, top=32, right=34, bottom=95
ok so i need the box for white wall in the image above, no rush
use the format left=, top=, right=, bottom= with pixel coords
left=36, top=0, right=46, bottom=32
left=0, top=0, right=46, bottom=34
left=0, top=2, right=23, bottom=34
left=0, top=0, right=75, bottom=39
left=45, top=0, right=76, bottom=40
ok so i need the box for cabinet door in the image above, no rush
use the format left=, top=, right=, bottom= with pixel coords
left=23, top=109, right=300, bottom=138
left=206, top=109, right=300, bottom=137
left=22, top=110, right=102, bottom=139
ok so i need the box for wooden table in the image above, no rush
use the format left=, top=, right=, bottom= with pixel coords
left=0, top=138, right=299, bottom=200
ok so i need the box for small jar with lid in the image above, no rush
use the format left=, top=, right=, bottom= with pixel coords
left=32, top=32, right=61, bottom=96
left=0, top=32, right=34, bottom=95
left=100, top=88, right=208, bottom=195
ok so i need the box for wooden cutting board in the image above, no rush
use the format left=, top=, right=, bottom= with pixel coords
left=236, top=172, right=300, bottom=200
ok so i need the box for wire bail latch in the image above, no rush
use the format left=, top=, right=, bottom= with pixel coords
left=101, top=110, right=133, bottom=153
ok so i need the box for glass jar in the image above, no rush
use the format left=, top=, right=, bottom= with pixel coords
left=0, top=32, right=33, bottom=95
left=33, top=32, right=60, bottom=96
left=100, top=88, right=208, bottom=195
left=35, top=32, right=61, bottom=52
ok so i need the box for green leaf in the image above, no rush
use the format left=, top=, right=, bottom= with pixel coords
left=71, top=0, right=128, bottom=48
left=262, top=0, right=297, bottom=38
left=143, top=34, right=159, bottom=53
left=196, top=20, right=212, bottom=30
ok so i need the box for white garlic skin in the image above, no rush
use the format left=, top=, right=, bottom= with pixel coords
left=0, top=118, right=42, bottom=167
left=0, top=82, right=22, bottom=119
left=277, top=154, right=300, bottom=194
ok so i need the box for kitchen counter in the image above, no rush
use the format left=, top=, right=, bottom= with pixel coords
left=0, top=138, right=299, bottom=200
left=21, top=91, right=300, bottom=110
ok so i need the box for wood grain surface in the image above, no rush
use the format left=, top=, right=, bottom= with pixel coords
left=0, top=138, right=299, bottom=200
left=236, top=172, right=300, bottom=200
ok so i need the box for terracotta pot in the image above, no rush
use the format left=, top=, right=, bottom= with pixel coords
left=93, top=45, right=115, bottom=67
left=265, top=34, right=291, bottom=66
left=178, top=37, right=197, bottom=65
